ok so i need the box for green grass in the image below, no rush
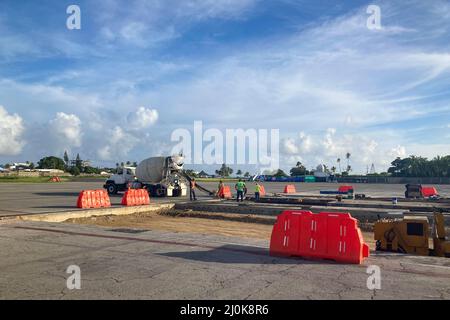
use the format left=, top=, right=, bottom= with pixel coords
left=0, top=176, right=67, bottom=183
left=0, top=175, right=109, bottom=183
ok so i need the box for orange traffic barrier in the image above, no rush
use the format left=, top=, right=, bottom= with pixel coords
left=421, top=186, right=438, bottom=197
left=218, top=186, right=232, bottom=199
left=259, top=185, right=266, bottom=197
left=283, top=184, right=296, bottom=193
left=338, top=185, right=354, bottom=193
left=270, top=210, right=369, bottom=264
left=121, top=189, right=150, bottom=206
left=77, top=189, right=111, bottom=209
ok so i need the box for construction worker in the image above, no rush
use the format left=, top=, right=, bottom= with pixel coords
left=189, top=178, right=197, bottom=201
left=217, top=180, right=224, bottom=197
left=254, top=182, right=261, bottom=201
left=218, top=180, right=224, bottom=192
left=235, top=179, right=246, bottom=202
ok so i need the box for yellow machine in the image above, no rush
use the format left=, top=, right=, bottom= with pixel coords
left=374, top=212, right=450, bottom=257
left=433, top=212, right=450, bottom=257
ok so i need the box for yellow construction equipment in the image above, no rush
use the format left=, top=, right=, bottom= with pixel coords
left=374, top=211, right=450, bottom=257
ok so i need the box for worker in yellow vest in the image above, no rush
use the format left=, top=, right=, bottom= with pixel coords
left=254, top=182, right=261, bottom=201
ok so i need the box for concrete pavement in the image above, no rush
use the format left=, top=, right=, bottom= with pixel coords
left=1, top=219, right=449, bottom=299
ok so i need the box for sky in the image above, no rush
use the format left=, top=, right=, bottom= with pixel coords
left=0, top=0, right=449, bottom=174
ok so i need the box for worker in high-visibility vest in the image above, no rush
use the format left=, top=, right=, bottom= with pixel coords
left=235, top=179, right=246, bottom=202
left=254, top=182, right=261, bottom=201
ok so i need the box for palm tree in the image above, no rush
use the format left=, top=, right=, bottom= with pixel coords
left=346, top=153, right=351, bottom=171
left=331, top=166, right=336, bottom=174
left=337, top=158, right=341, bottom=173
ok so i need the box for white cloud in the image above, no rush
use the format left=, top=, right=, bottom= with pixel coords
left=100, top=22, right=178, bottom=48
left=97, top=126, right=139, bottom=160
left=127, top=107, right=159, bottom=129
left=282, top=132, right=313, bottom=155
left=279, top=129, right=411, bottom=173
left=0, top=79, right=102, bottom=123
left=174, top=0, right=258, bottom=20
left=95, top=0, right=257, bottom=48
left=49, top=113, right=82, bottom=147
left=0, top=106, right=25, bottom=156
left=388, top=145, right=407, bottom=159
left=298, top=132, right=312, bottom=152
left=282, top=138, right=299, bottom=154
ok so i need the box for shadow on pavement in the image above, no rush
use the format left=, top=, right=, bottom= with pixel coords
left=157, top=244, right=330, bottom=265
left=33, top=192, right=81, bottom=197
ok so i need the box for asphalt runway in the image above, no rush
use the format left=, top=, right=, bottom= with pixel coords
left=1, top=180, right=449, bottom=217
left=1, top=220, right=449, bottom=299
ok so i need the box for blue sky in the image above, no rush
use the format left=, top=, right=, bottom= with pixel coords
left=0, top=0, right=449, bottom=174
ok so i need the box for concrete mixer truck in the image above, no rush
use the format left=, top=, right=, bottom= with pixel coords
left=103, top=155, right=188, bottom=197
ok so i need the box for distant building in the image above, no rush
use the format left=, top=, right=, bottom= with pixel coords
left=35, top=169, right=65, bottom=174
left=10, top=162, right=32, bottom=171
left=313, top=164, right=329, bottom=178
left=313, top=164, right=331, bottom=182
left=198, top=170, right=213, bottom=178
left=69, top=160, right=91, bottom=167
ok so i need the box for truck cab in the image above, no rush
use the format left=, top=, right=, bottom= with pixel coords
left=104, top=166, right=137, bottom=194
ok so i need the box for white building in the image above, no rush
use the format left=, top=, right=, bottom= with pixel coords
left=10, top=162, right=32, bottom=170
left=313, top=164, right=330, bottom=178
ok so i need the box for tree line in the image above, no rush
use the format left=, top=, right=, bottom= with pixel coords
left=387, top=155, right=450, bottom=177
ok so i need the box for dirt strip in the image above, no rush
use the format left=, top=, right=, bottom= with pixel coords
left=64, top=209, right=377, bottom=249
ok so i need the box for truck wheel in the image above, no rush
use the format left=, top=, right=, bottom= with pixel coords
left=107, top=184, right=118, bottom=195
left=375, top=240, right=382, bottom=251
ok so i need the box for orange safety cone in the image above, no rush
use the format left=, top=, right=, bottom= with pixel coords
left=259, top=185, right=266, bottom=197
left=218, top=186, right=232, bottom=199
left=283, top=184, right=296, bottom=193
